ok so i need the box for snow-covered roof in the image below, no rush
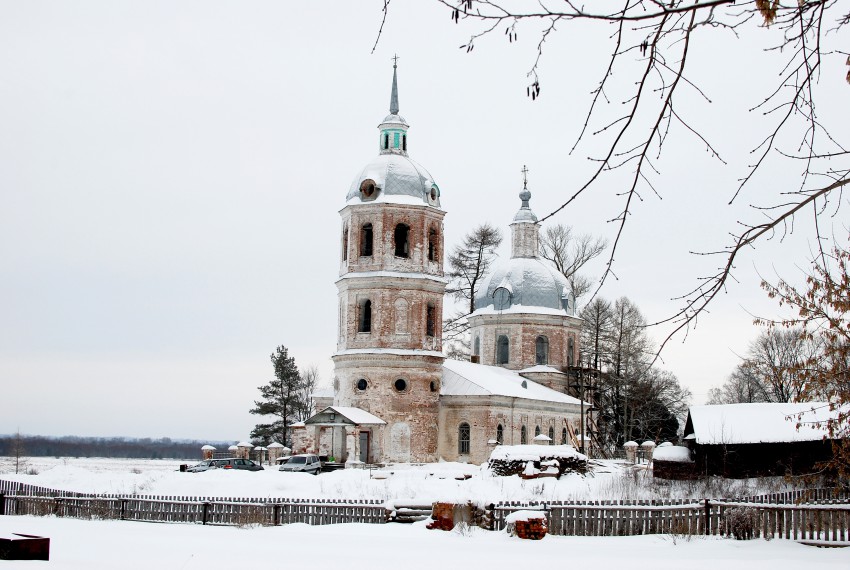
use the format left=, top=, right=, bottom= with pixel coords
left=336, top=271, right=448, bottom=285
left=267, top=442, right=285, bottom=449
left=345, top=153, right=441, bottom=208
left=685, top=402, right=837, bottom=445
left=519, top=365, right=566, bottom=375
left=201, top=445, right=216, bottom=450
left=305, top=406, right=386, bottom=426
left=335, top=348, right=445, bottom=359
left=441, top=359, right=586, bottom=406
left=472, top=256, right=572, bottom=315
left=312, top=387, right=334, bottom=399
left=237, top=441, right=254, bottom=448
left=490, top=444, right=586, bottom=462
left=653, top=446, right=692, bottom=463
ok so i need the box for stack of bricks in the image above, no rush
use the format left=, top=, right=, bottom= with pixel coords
left=513, top=517, right=548, bottom=540
left=426, top=502, right=455, bottom=531
left=506, top=511, right=548, bottom=540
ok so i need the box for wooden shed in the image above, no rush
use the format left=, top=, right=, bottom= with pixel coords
left=682, top=402, right=838, bottom=478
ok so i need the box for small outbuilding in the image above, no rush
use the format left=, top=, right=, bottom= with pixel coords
left=681, top=402, right=838, bottom=478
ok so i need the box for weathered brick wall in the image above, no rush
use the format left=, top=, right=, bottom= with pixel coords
left=334, top=353, right=443, bottom=463
left=339, top=203, right=445, bottom=277
left=469, top=312, right=582, bottom=370
left=438, top=395, right=582, bottom=463
left=337, top=281, right=444, bottom=352
left=332, top=199, right=447, bottom=464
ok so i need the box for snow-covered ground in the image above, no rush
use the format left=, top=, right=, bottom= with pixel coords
left=0, top=456, right=803, bottom=503
left=2, top=515, right=848, bottom=570
left=1, top=457, right=847, bottom=568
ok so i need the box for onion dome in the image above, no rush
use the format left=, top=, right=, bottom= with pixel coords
left=347, top=60, right=442, bottom=208
left=473, top=182, right=575, bottom=315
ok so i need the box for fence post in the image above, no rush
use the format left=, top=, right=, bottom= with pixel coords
left=202, top=502, right=210, bottom=525
left=120, top=499, right=127, bottom=521
left=703, top=499, right=710, bottom=535
left=273, top=504, right=281, bottom=526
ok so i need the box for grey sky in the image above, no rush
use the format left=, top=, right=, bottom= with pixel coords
left=1, top=1, right=844, bottom=441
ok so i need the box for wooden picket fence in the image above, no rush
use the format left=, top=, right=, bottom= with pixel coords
left=3, top=477, right=849, bottom=539
left=0, top=492, right=388, bottom=526
left=493, top=494, right=850, bottom=542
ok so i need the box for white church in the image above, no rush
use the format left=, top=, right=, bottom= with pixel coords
left=293, top=64, right=589, bottom=465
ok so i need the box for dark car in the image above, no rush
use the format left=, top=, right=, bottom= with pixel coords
left=187, top=458, right=264, bottom=472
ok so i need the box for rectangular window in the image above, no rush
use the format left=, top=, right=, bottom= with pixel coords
left=426, top=304, right=436, bottom=337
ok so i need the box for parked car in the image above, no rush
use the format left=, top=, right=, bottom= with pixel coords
left=186, top=458, right=264, bottom=472
left=279, top=454, right=322, bottom=475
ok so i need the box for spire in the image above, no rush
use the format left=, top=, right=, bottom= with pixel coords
left=378, top=56, right=409, bottom=155
left=511, top=165, right=540, bottom=258
left=390, top=54, right=400, bottom=115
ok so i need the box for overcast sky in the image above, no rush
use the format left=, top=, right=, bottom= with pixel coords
left=1, top=1, right=845, bottom=442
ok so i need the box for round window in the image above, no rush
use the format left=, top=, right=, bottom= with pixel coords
left=394, top=378, right=407, bottom=392
left=360, top=178, right=377, bottom=198
left=430, top=380, right=438, bottom=392
left=356, top=379, right=368, bottom=391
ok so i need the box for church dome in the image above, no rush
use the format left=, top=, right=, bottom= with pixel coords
left=473, top=256, right=571, bottom=314
left=346, top=61, right=442, bottom=209
left=346, top=153, right=441, bottom=207
left=472, top=179, right=575, bottom=316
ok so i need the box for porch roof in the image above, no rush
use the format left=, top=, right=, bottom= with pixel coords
left=304, top=406, right=386, bottom=427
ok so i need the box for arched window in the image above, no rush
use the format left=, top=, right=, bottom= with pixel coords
left=568, top=336, right=575, bottom=367
left=426, top=304, right=436, bottom=337
left=473, top=336, right=481, bottom=356
left=548, top=426, right=555, bottom=445
left=520, top=425, right=527, bottom=445
left=458, top=423, right=470, bottom=454
left=496, top=424, right=503, bottom=444
left=342, top=223, right=349, bottom=261
left=383, top=133, right=389, bottom=149
left=535, top=335, right=549, bottom=365
left=535, top=425, right=541, bottom=438
left=402, top=134, right=407, bottom=151
left=428, top=228, right=438, bottom=261
left=394, top=223, right=410, bottom=258
left=360, top=223, right=373, bottom=257
left=562, top=427, right=568, bottom=445
left=497, top=335, right=509, bottom=365
left=359, top=299, right=372, bottom=333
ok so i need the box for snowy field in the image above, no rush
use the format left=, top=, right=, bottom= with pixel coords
left=2, top=515, right=849, bottom=570
left=2, top=457, right=848, bottom=569
left=0, top=456, right=804, bottom=503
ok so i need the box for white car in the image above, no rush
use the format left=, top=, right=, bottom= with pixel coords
left=279, top=454, right=322, bottom=475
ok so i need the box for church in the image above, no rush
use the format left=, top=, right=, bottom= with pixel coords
left=294, top=64, right=588, bottom=465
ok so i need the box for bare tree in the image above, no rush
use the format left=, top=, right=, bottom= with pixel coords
left=444, top=223, right=503, bottom=350
left=539, top=224, right=607, bottom=301
left=378, top=1, right=849, bottom=354
left=295, top=365, right=320, bottom=421
left=707, top=362, right=770, bottom=404
left=760, top=238, right=850, bottom=476
left=579, top=297, right=613, bottom=370
left=10, top=430, right=28, bottom=475
left=747, top=328, right=817, bottom=403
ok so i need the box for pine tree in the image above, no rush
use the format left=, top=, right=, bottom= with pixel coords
left=250, top=345, right=303, bottom=446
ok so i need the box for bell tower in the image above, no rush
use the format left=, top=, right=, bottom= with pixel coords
left=332, top=61, right=446, bottom=463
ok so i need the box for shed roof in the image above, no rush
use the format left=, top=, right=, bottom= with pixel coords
left=441, top=359, right=585, bottom=405
left=305, top=406, right=386, bottom=426
left=684, top=402, right=837, bottom=445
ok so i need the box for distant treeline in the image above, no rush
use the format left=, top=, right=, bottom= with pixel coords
left=0, top=435, right=233, bottom=460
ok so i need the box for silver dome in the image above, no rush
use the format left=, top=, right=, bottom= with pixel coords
left=474, top=257, right=570, bottom=313
left=346, top=153, right=441, bottom=208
